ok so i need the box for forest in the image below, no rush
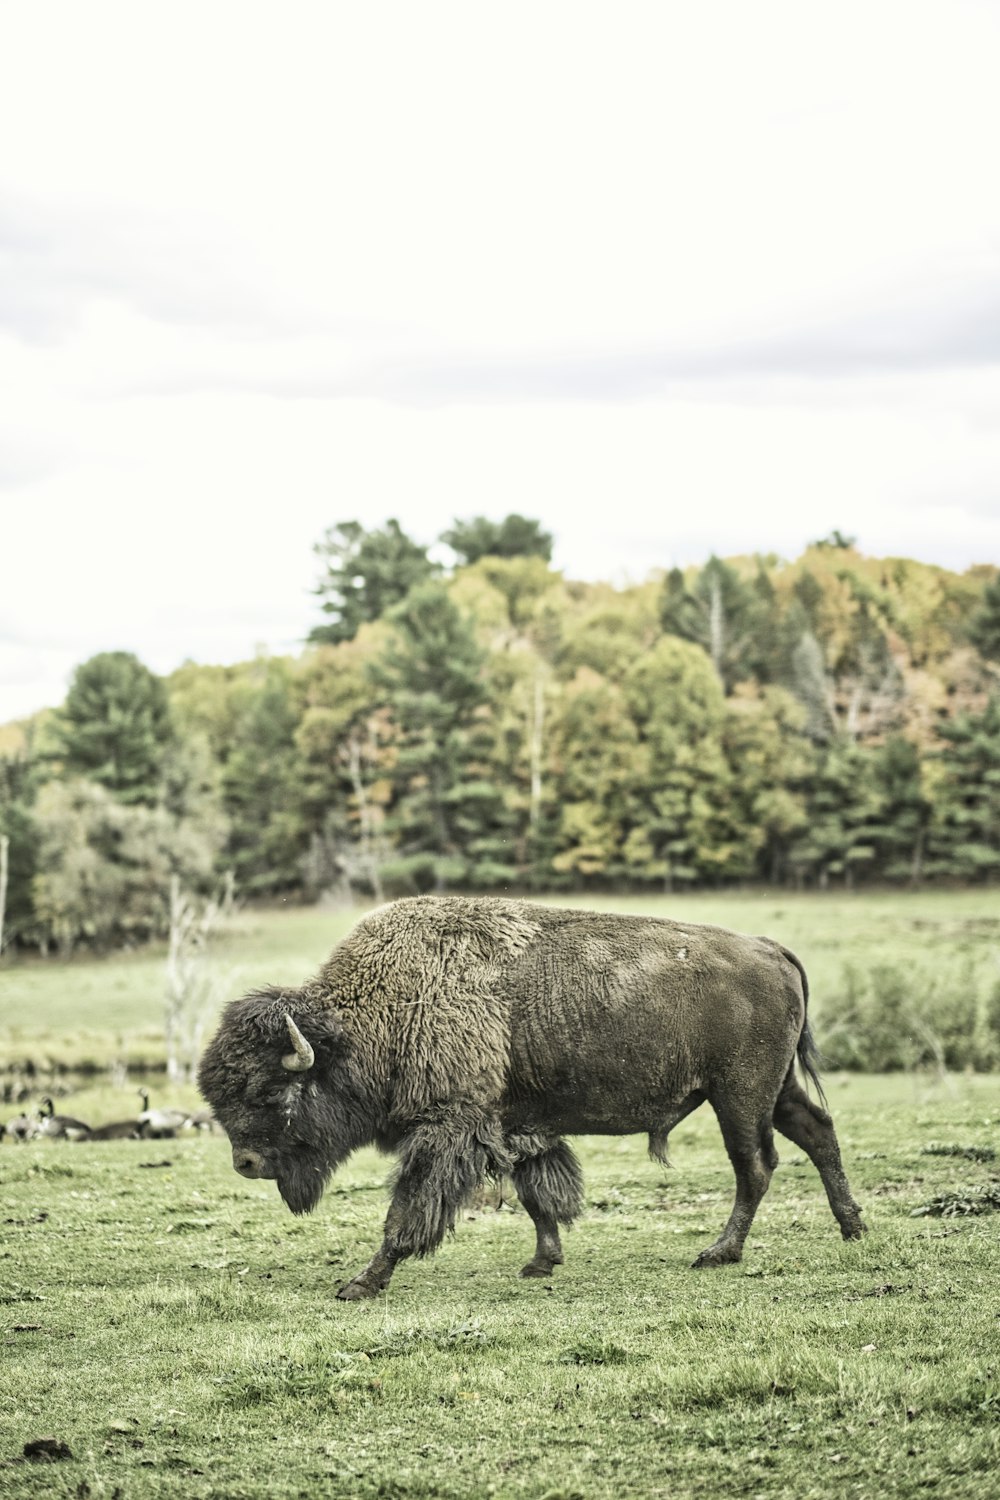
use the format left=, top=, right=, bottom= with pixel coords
left=1, top=514, right=999, bottom=955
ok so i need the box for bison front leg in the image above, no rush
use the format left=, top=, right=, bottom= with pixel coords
left=337, top=1112, right=511, bottom=1302
left=336, top=1238, right=401, bottom=1301
left=510, top=1137, right=583, bottom=1279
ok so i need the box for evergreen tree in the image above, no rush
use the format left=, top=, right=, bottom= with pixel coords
left=789, top=631, right=836, bottom=741
left=309, top=519, right=434, bottom=645
left=870, top=736, right=932, bottom=883
left=442, top=513, right=553, bottom=566
left=220, top=659, right=309, bottom=896
left=811, top=529, right=857, bottom=550
left=371, top=582, right=513, bottom=890
left=926, top=697, right=1000, bottom=880
left=56, top=652, right=172, bottom=805
left=660, top=557, right=768, bottom=693
left=788, top=739, right=883, bottom=888
left=0, top=745, right=42, bottom=947
left=722, top=685, right=812, bottom=884
left=968, top=575, right=1000, bottom=662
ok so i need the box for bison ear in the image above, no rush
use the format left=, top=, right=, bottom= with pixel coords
left=282, top=1014, right=314, bottom=1072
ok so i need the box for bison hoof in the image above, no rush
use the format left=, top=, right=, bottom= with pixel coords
left=691, top=1244, right=741, bottom=1269
left=336, top=1277, right=381, bottom=1301
left=519, top=1260, right=556, bottom=1279
left=841, top=1218, right=868, bottom=1240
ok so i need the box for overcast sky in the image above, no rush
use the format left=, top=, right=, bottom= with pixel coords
left=3, top=0, right=1000, bottom=724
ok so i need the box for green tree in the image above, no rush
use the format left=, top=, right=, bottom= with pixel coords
left=782, top=552, right=904, bottom=740
left=32, top=778, right=219, bottom=953
left=788, top=739, right=883, bottom=888
left=547, top=668, right=645, bottom=882
left=722, top=685, right=812, bottom=884
left=557, top=591, right=661, bottom=683
left=0, top=743, right=42, bottom=948
left=55, top=652, right=172, bottom=805
left=309, top=519, right=434, bottom=645
left=789, top=630, right=836, bottom=741
left=295, top=626, right=395, bottom=899
left=812, top=529, right=858, bottom=550
left=926, top=697, right=1000, bottom=880
left=660, top=557, right=767, bottom=693
left=870, top=735, right=932, bottom=883
left=371, top=582, right=514, bottom=890
left=968, top=574, right=1000, bottom=662
left=623, top=637, right=748, bottom=886
left=442, top=513, right=553, bottom=566
left=220, top=659, right=309, bottom=896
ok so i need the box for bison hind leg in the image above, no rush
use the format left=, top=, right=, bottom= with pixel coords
left=510, top=1136, right=583, bottom=1280
left=692, top=1106, right=779, bottom=1269
left=773, top=1074, right=866, bottom=1241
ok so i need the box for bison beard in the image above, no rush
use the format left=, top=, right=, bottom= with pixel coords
left=198, top=895, right=867, bottom=1300
left=276, top=1152, right=332, bottom=1216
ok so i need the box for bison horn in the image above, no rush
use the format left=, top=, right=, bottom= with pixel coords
left=281, top=1015, right=315, bottom=1072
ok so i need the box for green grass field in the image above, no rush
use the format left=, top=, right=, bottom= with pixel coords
left=1, top=1076, right=999, bottom=1498
left=1, top=892, right=999, bottom=1497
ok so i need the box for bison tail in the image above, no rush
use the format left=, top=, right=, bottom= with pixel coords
left=779, top=943, right=828, bottom=1106
left=796, top=1018, right=827, bottom=1107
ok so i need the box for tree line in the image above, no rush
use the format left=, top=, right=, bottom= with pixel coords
left=2, top=514, right=999, bottom=952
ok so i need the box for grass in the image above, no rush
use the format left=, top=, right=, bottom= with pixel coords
left=1, top=891, right=1000, bottom=1494
left=2, top=1074, right=1000, bottom=1498
left=3, top=886, right=1000, bottom=1073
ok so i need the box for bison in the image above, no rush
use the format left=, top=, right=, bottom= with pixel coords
left=198, top=896, right=865, bottom=1299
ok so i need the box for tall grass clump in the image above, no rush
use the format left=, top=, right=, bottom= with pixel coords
left=819, top=952, right=1000, bottom=1071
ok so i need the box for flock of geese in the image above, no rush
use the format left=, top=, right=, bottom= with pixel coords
left=2, top=1088, right=221, bottom=1143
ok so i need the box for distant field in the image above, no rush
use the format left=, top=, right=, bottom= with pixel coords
left=2, top=888, right=1000, bottom=1073
left=1, top=1074, right=998, bottom=1498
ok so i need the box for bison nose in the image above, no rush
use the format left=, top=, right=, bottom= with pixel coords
left=233, top=1147, right=266, bottom=1178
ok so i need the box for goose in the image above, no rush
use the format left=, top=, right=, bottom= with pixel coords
left=6, top=1112, right=38, bottom=1142
left=136, top=1088, right=190, bottom=1139
left=38, top=1097, right=92, bottom=1141
left=186, top=1107, right=223, bottom=1135
left=89, top=1117, right=142, bottom=1141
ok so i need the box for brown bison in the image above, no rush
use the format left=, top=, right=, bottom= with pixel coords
left=198, top=896, right=865, bottom=1300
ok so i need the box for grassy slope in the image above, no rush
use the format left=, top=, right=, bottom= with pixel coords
left=3, top=887, right=1000, bottom=1072
left=1, top=1075, right=999, bottom=1499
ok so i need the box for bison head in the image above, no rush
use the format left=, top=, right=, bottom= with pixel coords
left=197, top=988, right=372, bottom=1216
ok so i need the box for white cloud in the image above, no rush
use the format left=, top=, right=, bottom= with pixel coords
left=2, top=0, right=999, bottom=722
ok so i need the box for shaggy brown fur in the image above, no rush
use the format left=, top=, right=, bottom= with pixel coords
left=198, top=896, right=865, bottom=1299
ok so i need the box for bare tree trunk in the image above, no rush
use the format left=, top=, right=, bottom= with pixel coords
left=0, top=834, right=8, bottom=957
left=529, top=671, right=545, bottom=836
left=909, top=826, right=926, bottom=887
left=347, top=728, right=384, bottom=904
left=709, top=575, right=724, bottom=681
left=165, top=874, right=188, bottom=1083
left=165, top=874, right=229, bottom=1083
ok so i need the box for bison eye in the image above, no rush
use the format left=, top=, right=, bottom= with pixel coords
left=266, top=1086, right=309, bottom=1135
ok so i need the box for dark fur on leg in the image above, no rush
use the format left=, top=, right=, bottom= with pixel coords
left=512, top=1140, right=584, bottom=1225
left=511, top=1138, right=583, bottom=1278
left=386, top=1108, right=513, bottom=1259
